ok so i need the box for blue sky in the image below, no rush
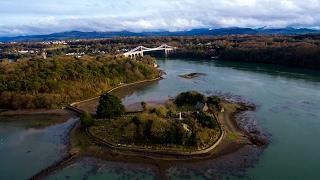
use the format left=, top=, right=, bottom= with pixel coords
left=0, top=0, right=320, bottom=36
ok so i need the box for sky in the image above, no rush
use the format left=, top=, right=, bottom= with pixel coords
left=0, top=0, right=320, bottom=36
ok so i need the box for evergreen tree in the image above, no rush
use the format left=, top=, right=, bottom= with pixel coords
left=96, top=94, right=125, bottom=119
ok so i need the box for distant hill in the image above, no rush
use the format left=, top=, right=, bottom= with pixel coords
left=1, top=27, right=319, bottom=42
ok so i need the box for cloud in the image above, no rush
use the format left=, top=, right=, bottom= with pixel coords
left=0, top=0, right=320, bottom=36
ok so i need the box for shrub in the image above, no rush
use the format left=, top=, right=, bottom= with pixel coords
left=207, top=96, right=221, bottom=105
left=195, top=112, right=216, bottom=129
left=96, top=94, right=125, bottom=119
left=141, top=101, right=147, bottom=111
left=80, top=112, right=94, bottom=128
left=143, top=119, right=153, bottom=138
left=207, top=95, right=222, bottom=111
left=132, top=116, right=141, bottom=126
left=150, top=118, right=170, bottom=143
left=174, top=91, right=206, bottom=106
left=149, top=106, right=168, bottom=118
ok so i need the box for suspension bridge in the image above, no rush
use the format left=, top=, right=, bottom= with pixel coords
left=123, top=44, right=176, bottom=58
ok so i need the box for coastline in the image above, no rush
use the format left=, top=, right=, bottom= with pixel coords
left=0, top=109, right=69, bottom=117
left=67, top=99, right=261, bottom=180
left=24, top=74, right=266, bottom=179
left=0, top=75, right=162, bottom=121
left=26, top=98, right=263, bottom=180
left=72, top=76, right=163, bottom=114
left=0, top=109, right=74, bottom=127
left=71, top=99, right=261, bottom=160
left=27, top=100, right=257, bottom=180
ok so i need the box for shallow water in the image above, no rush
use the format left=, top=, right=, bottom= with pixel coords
left=47, top=158, right=155, bottom=180
left=0, top=118, right=78, bottom=179
left=5, top=58, right=320, bottom=179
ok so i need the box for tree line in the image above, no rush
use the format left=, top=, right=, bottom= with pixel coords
left=0, top=55, right=159, bottom=109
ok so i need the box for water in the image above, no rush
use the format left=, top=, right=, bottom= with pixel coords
left=0, top=118, right=78, bottom=179
left=118, top=59, right=320, bottom=179
left=2, top=58, right=320, bottom=179
left=47, top=158, right=155, bottom=180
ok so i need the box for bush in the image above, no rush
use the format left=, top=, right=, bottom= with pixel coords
left=149, top=106, right=168, bottom=118
left=150, top=118, right=170, bottom=143
left=132, top=116, right=141, bottom=126
left=207, top=96, right=221, bottom=105
left=141, top=101, right=147, bottom=111
left=80, top=112, right=94, bottom=128
left=96, top=94, right=125, bottom=119
left=174, top=91, right=206, bottom=106
left=195, top=112, right=216, bottom=129
left=207, top=96, right=222, bottom=111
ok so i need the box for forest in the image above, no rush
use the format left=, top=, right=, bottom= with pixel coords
left=0, top=55, right=159, bottom=109
left=219, top=46, right=320, bottom=69
left=1, top=34, right=320, bottom=69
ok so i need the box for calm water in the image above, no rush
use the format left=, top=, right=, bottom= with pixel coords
left=47, top=158, right=155, bottom=180
left=2, top=58, right=320, bottom=179
left=0, top=118, right=78, bottom=179
left=120, top=59, right=320, bottom=179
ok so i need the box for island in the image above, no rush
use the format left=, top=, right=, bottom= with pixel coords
left=23, top=88, right=265, bottom=179
left=87, top=91, right=223, bottom=152
left=27, top=83, right=265, bottom=179
left=1, top=54, right=266, bottom=179
left=179, top=73, right=207, bottom=79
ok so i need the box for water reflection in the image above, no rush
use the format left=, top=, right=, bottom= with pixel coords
left=0, top=118, right=78, bottom=179
left=48, top=58, right=320, bottom=180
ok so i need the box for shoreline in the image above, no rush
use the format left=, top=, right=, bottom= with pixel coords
left=0, top=109, right=74, bottom=128
left=73, top=99, right=261, bottom=160
left=0, top=109, right=68, bottom=116
left=65, top=99, right=261, bottom=180
left=27, top=119, right=80, bottom=180
left=72, top=76, right=163, bottom=114
left=71, top=76, right=163, bottom=106
left=13, top=75, right=266, bottom=179
left=25, top=99, right=264, bottom=180
left=84, top=97, right=225, bottom=156
left=27, top=100, right=256, bottom=180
